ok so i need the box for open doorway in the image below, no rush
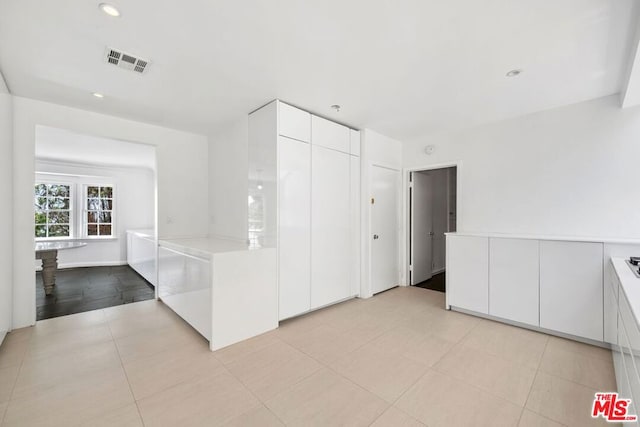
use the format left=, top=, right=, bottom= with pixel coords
left=34, top=126, right=157, bottom=320
left=409, top=166, right=457, bottom=292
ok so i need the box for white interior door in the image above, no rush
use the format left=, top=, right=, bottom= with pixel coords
left=411, top=172, right=434, bottom=284
left=371, top=165, right=399, bottom=294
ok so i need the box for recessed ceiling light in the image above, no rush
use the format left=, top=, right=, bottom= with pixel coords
left=331, top=104, right=341, bottom=112
left=99, top=3, right=120, bottom=17
left=92, top=92, right=104, bottom=98
left=506, top=69, right=523, bottom=77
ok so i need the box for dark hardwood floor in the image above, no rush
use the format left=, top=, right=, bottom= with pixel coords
left=415, top=272, right=445, bottom=293
left=36, top=265, right=155, bottom=320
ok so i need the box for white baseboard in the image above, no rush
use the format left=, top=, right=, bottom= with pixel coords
left=432, top=267, right=445, bottom=275
left=35, top=260, right=128, bottom=271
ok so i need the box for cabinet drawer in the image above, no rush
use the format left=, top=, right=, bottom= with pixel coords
left=312, top=115, right=350, bottom=153
left=279, top=102, right=311, bottom=143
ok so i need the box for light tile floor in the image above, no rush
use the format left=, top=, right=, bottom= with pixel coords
left=0, top=286, right=616, bottom=427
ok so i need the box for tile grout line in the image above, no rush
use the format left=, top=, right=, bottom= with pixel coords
left=105, top=309, right=148, bottom=427
left=210, top=348, right=289, bottom=426
left=517, top=335, right=550, bottom=426
left=1, top=329, right=33, bottom=426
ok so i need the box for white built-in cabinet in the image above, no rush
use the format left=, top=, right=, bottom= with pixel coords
left=249, top=100, right=361, bottom=321
left=277, top=136, right=311, bottom=319
left=539, top=241, right=603, bottom=341
left=489, top=238, right=539, bottom=326
left=447, top=233, right=614, bottom=343
left=447, top=235, right=489, bottom=314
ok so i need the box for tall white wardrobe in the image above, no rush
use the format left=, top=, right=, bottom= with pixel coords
left=248, top=100, right=361, bottom=321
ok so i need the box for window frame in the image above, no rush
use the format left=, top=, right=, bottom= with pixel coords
left=82, top=184, right=116, bottom=239
left=34, top=179, right=75, bottom=241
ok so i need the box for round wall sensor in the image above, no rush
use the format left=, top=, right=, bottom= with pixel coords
left=330, top=104, right=341, bottom=112
left=424, top=145, right=435, bottom=155
left=506, top=69, right=523, bottom=77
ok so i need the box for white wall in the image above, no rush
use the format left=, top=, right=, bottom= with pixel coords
left=13, top=97, right=208, bottom=328
left=208, top=117, right=249, bottom=241
left=403, top=95, right=640, bottom=239
left=34, top=161, right=154, bottom=268
left=361, top=129, right=403, bottom=297
left=0, top=74, right=12, bottom=342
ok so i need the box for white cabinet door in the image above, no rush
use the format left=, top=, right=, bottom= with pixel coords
left=489, top=238, right=539, bottom=326
left=604, top=267, right=619, bottom=345
left=447, top=235, right=489, bottom=314
left=311, top=115, right=350, bottom=153
left=350, top=129, right=361, bottom=156
left=311, top=144, right=351, bottom=309
left=279, top=102, right=311, bottom=143
left=350, top=156, right=361, bottom=297
left=278, top=137, right=311, bottom=319
left=540, top=241, right=603, bottom=341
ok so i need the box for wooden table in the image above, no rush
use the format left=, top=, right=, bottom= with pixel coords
left=35, top=242, right=87, bottom=295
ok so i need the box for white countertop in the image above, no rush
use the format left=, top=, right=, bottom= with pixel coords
left=158, top=237, right=254, bottom=259
left=35, top=241, right=87, bottom=252
left=446, top=232, right=640, bottom=245
left=613, top=257, right=640, bottom=326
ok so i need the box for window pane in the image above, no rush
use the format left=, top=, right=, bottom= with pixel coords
left=87, top=224, right=98, bottom=236
left=35, top=211, right=46, bottom=225
left=49, top=197, right=69, bottom=210
left=101, top=199, right=112, bottom=210
left=87, top=198, right=101, bottom=210
left=87, top=186, right=99, bottom=198
left=99, top=211, right=112, bottom=223
left=35, top=184, right=47, bottom=197
left=49, top=185, right=70, bottom=197
left=34, top=197, right=48, bottom=210
left=99, top=224, right=112, bottom=236
left=35, top=225, right=47, bottom=238
left=48, top=211, right=69, bottom=224
left=48, top=225, right=69, bottom=237
left=100, top=187, right=113, bottom=198
left=87, top=211, right=99, bottom=223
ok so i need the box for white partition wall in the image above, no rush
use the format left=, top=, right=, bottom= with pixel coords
left=249, top=100, right=361, bottom=321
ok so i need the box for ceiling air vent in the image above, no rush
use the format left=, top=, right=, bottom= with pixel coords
left=105, top=47, right=150, bottom=74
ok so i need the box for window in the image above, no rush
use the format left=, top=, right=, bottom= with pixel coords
left=34, top=183, right=72, bottom=239
left=85, top=186, right=114, bottom=237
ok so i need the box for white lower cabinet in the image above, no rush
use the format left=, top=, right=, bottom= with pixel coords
left=489, top=238, right=539, bottom=326
left=447, top=235, right=488, bottom=314
left=278, top=137, right=311, bottom=320
left=540, top=240, right=603, bottom=341
left=311, top=145, right=351, bottom=309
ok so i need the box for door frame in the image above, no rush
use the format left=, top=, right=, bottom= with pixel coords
left=402, top=161, right=462, bottom=289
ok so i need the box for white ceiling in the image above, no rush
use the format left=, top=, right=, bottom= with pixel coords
left=0, top=0, right=637, bottom=141
left=35, top=125, right=156, bottom=170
